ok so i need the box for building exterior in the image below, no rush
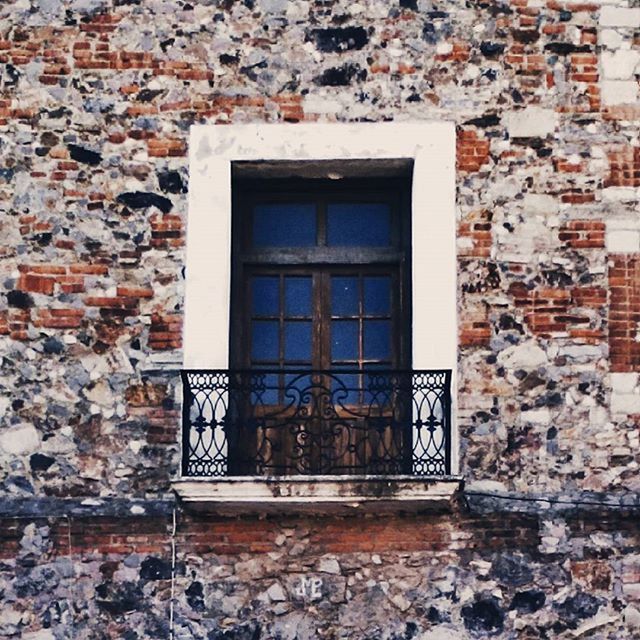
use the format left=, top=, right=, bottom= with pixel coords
left=1, top=0, right=640, bottom=638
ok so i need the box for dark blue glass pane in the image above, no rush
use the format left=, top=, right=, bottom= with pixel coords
left=331, top=320, right=358, bottom=361
left=364, top=277, right=390, bottom=315
left=332, top=371, right=359, bottom=405
left=331, top=277, right=359, bottom=316
left=251, top=372, right=278, bottom=405
left=251, top=320, right=279, bottom=361
left=253, top=204, right=316, bottom=247
left=284, top=321, right=312, bottom=361
left=285, top=277, right=312, bottom=317
left=327, top=204, right=391, bottom=247
left=252, top=276, right=279, bottom=316
left=364, top=320, right=390, bottom=360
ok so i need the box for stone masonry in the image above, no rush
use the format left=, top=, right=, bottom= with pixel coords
left=1, top=0, right=640, bottom=638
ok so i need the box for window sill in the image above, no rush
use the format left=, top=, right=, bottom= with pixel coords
left=172, top=475, right=464, bottom=515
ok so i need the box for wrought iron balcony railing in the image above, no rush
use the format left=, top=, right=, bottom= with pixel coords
left=181, top=369, right=452, bottom=478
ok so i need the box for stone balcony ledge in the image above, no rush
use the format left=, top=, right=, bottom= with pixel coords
left=172, top=475, right=464, bottom=515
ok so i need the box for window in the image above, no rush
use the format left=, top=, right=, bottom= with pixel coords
left=231, top=178, right=411, bottom=371
left=225, top=177, right=412, bottom=475
left=176, top=123, right=459, bottom=507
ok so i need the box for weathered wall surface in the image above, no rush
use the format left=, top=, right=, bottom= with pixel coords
left=1, top=0, right=640, bottom=637
left=1, top=505, right=640, bottom=639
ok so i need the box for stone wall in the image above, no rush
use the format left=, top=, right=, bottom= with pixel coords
left=2, top=504, right=640, bottom=638
left=1, top=0, right=640, bottom=637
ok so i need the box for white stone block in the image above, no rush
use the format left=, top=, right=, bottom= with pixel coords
left=0, top=397, right=9, bottom=418
left=624, top=605, right=640, bottom=630
left=599, top=6, right=640, bottom=28
left=602, top=187, right=639, bottom=203
left=611, top=373, right=639, bottom=394
left=504, top=107, right=557, bottom=138
left=601, top=80, right=639, bottom=105
left=559, top=345, right=603, bottom=360
left=266, top=582, right=287, bottom=602
left=303, top=96, right=342, bottom=115
left=521, top=408, right=551, bottom=424
left=602, top=50, right=640, bottom=80
left=623, top=584, right=640, bottom=600
left=607, top=218, right=640, bottom=231
left=600, top=28, right=624, bottom=49
left=0, top=424, right=40, bottom=455
left=317, top=557, right=341, bottom=574
left=22, top=631, right=55, bottom=640
left=611, top=393, right=640, bottom=415
left=606, top=229, right=640, bottom=252
left=461, top=480, right=509, bottom=494
left=419, top=630, right=459, bottom=640
left=522, top=193, right=559, bottom=215
left=497, top=341, right=548, bottom=369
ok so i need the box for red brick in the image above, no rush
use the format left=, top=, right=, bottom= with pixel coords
left=69, top=264, right=109, bottom=275
left=84, top=296, right=138, bottom=308
left=116, top=286, right=154, bottom=298
left=18, top=274, right=55, bottom=295
left=18, top=264, right=66, bottom=275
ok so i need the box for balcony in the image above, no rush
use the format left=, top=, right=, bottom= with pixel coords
left=174, top=369, right=462, bottom=513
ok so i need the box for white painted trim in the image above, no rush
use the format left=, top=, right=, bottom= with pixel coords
left=173, top=475, right=463, bottom=514
left=184, top=122, right=458, bottom=470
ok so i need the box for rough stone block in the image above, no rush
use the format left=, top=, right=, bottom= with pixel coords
left=602, top=50, right=640, bottom=80
left=606, top=229, right=640, bottom=252
left=522, top=193, right=558, bottom=215
left=611, top=393, right=640, bottom=415
left=497, top=341, right=548, bottom=369
left=503, top=107, right=557, bottom=138
left=601, top=80, right=639, bottom=106
left=599, top=6, right=640, bottom=28
left=611, top=373, right=639, bottom=394
left=0, top=424, right=40, bottom=455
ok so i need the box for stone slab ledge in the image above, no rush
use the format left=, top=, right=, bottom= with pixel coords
left=172, top=475, right=464, bottom=515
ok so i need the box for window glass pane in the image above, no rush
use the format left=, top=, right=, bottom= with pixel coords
left=253, top=204, right=316, bottom=247
left=332, top=370, right=359, bottom=405
left=331, top=277, right=359, bottom=316
left=252, top=276, right=279, bottom=316
left=251, top=371, right=279, bottom=405
left=331, top=320, right=359, bottom=361
left=364, top=320, right=391, bottom=360
left=285, top=277, right=312, bottom=317
left=327, top=203, right=391, bottom=247
left=364, top=276, right=390, bottom=315
left=284, top=321, right=312, bottom=361
left=251, top=320, right=279, bottom=361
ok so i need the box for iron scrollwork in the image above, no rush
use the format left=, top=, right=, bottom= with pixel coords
left=181, top=369, right=452, bottom=477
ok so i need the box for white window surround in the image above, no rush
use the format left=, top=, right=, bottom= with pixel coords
left=177, top=122, right=460, bottom=508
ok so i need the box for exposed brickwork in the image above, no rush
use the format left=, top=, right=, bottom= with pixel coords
left=509, top=282, right=606, bottom=339
left=559, top=220, right=606, bottom=249
left=609, top=256, right=640, bottom=372
left=149, top=312, right=182, bottom=351
left=606, top=147, right=640, bottom=188
left=458, top=210, right=493, bottom=258
left=457, top=129, right=491, bottom=173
